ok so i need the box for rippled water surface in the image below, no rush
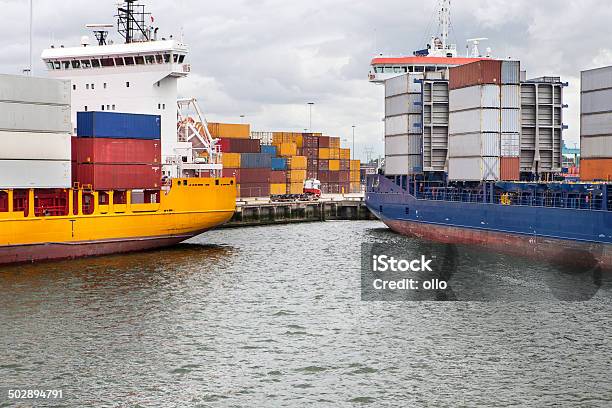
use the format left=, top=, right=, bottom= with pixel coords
left=0, top=221, right=611, bottom=407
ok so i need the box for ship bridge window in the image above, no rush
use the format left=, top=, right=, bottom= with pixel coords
left=115, top=57, right=125, bottom=66
left=163, top=54, right=170, bottom=63
left=135, top=56, right=145, bottom=65
left=46, top=61, right=54, bottom=70
left=425, top=66, right=435, bottom=72
left=155, top=55, right=163, bottom=63
left=91, top=59, right=100, bottom=68
left=54, top=61, right=61, bottom=70
left=178, top=55, right=185, bottom=63
left=124, top=57, right=135, bottom=65
left=393, top=67, right=402, bottom=73
left=414, top=66, right=424, bottom=72
left=81, top=60, right=91, bottom=68
left=101, top=58, right=114, bottom=67
left=145, top=55, right=155, bottom=64
left=173, top=54, right=179, bottom=63
left=374, top=67, right=382, bottom=73
left=383, top=67, right=393, bottom=73
left=62, top=61, right=71, bottom=69
left=71, top=60, right=80, bottom=69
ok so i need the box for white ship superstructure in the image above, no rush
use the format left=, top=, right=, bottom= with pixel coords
left=40, top=0, right=219, bottom=178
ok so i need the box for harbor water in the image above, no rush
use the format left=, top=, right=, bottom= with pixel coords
left=0, top=221, right=610, bottom=406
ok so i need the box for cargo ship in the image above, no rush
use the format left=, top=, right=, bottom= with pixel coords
left=365, top=1, right=612, bottom=269
left=0, top=1, right=235, bottom=265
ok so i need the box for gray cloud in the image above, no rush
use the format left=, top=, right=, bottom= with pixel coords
left=1, top=0, right=611, bottom=159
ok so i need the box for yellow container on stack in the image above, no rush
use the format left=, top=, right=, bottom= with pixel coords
left=329, top=160, right=340, bottom=171
left=288, top=183, right=304, bottom=194
left=288, top=169, right=307, bottom=182
left=319, top=148, right=330, bottom=159
left=350, top=160, right=360, bottom=181
left=330, top=148, right=340, bottom=160
left=270, top=184, right=287, bottom=195
left=272, top=132, right=303, bottom=148
left=278, top=142, right=297, bottom=157
left=288, top=156, right=307, bottom=170
left=222, top=153, right=241, bottom=168
left=340, top=148, right=351, bottom=160
left=329, top=137, right=340, bottom=149
left=208, top=123, right=250, bottom=139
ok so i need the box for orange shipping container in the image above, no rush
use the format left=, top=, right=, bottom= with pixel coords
left=329, top=160, right=340, bottom=171
left=208, top=122, right=250, bottom=139
left=319, top=148, right=330, bottom=159
left=500, top=157, right=520, bottom=181
left=350, top=170, right=360, bottom=182
left=580, top=158, right=612, bottom=181
left=288, top=170, right=307, bottom=183
left=350, top=160, right=360, bottom=171
left=289, top=156, right=307, bottom=170
left=289, top=182, right=303, bottom=194
left=340, top=148, right=351, bottom=160
left=222, top=152, right=241, bottom=168
left=330, top=148, right=341, bottom=160
left=270, top=183, right=287, bottom=195
left=278, top=142, right=297, bottom=157
left=329, top=137, right=340, bottom=148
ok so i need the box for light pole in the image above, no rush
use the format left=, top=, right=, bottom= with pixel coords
left=240, top=115, right=245, bottom=124
left=351, top=125, right=356, bottom=161
left=28, top=0, right=33, bottom=76
left=307, top=102, right=314, bottom=131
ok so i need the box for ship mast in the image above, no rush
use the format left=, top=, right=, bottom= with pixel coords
left=440, top=0, right=450, bottom=52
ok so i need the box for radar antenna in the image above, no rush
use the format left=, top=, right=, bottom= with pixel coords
left=85, top=24, right=114, bottom=46
left=116, top=0, right=151, bottom=43
left=466, top=38, right=488, bottom=58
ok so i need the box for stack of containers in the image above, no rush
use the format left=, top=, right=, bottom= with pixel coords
left=580, top=66, right=612, bottom=181
left=0, top=75, right=72, bottom=188
left=222, top=152, right=272, bottom=198
left=287, top=156, right=307, bottom=194
left=383, top=73, right=424, bottom=176
left=448, top=60, right=518, bottom=181
left=302, top=133, right=320, bottom=179
left=350, top=160, right=361, bottom=193
left=74, top=111, right=162, bottom=190
left=500, top=61, right=521, bottom=180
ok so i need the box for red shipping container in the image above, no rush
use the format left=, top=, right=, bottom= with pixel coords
left=222, top=168, right=271, bottom=184
left=318, top=171, right=329, bottom=183
left=500, top=157, right=520, bottom=180
left=238, top=183, right=270, bottom=198
left=303, top=135, right=319, bottom=148
left=328, top=171, right=341, bottom=182
left=74, top=163, right=161, bottom=190
left=339, top=170, right=350, bottom=183
left=72, top=137, right=161, bottom=164
left=318, top=136, right=330, bottom=148
left=339, top=159, right=350, bottom=170
left=319, top=159, right=329, bottom=171
left=303, top=147, right=319, bottom=158
left=449, top=60, right=502, bottom=90
left=218, top=138, right=261, bottom=153
left=270, top=170, right=287, bottom=184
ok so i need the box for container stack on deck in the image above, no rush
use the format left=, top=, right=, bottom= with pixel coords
left=210, top=122, right=272, bottom=198
left=73, top=112, right=162, bottom=190
left=447, top=60, right=520, bottom=181
left=0, top=75, right=72, bottom=189
left=580, top=66, right=612, bottom=181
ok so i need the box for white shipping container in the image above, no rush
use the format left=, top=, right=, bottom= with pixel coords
left=581, top=88, right=612, bottom=114
left=448, top=133, right=500, bottom=157
left=385, top=154, right=422, bottom=175
left=501, top=108, right=520, bottom=133
left=0, top=131, right=71, bottom=160
left=385, top=93, right=423, bottom=116
left=449, top=85, right=500, bottom=112
left=0, top=159, right=71, bottom=188
left=0, top=102, right=71, bottom=133
left=581, top=136, right=612, bottom=158
left=0, top=74, right=70, bottom=106
left=385, top=114, right=422, bottom=136
left=501, top=85, right=521, bottom=108
left=448, top=157, right=499, bottom=181
left=449, top=109, right=499, bottom=135
left=581, top=112, right=612, bottom=136
left=581, top=66, right=612, bottom=93
left=385, top=73, right=423, bottom=97
left=501, top=133, right=520, bottom=157
left=385, top=134, right=422, bottom=155
left=501, top=61, right=520, bottom=85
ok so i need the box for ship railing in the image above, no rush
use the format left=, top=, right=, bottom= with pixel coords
left=417, top=188, right=606, bottom=210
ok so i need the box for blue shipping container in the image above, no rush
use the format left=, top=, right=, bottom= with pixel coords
left=77, top=111, right=161, bottom=140
left=241, top=153, right=272, bottom=169
left=261, top=145, right=277, bottom=156
left=271, top=157, right=287, bottom=171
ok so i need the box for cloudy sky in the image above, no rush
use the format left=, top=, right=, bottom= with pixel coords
left=1, top=0, right=611, bottom=160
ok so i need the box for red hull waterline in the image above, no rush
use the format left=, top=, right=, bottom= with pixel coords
left=0, top=232, right=207, bottom=266
left=384, top=219, right=612, bottom=271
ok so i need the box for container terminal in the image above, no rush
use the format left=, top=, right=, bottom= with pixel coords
left=365, top=0, right=612, bottom=269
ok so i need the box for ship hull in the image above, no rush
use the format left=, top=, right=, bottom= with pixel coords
left=382, top=218, right=611, bottom=270
left=0, top=233, right=205, bottom=265
left=366, top=175, right=612, bottom=270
